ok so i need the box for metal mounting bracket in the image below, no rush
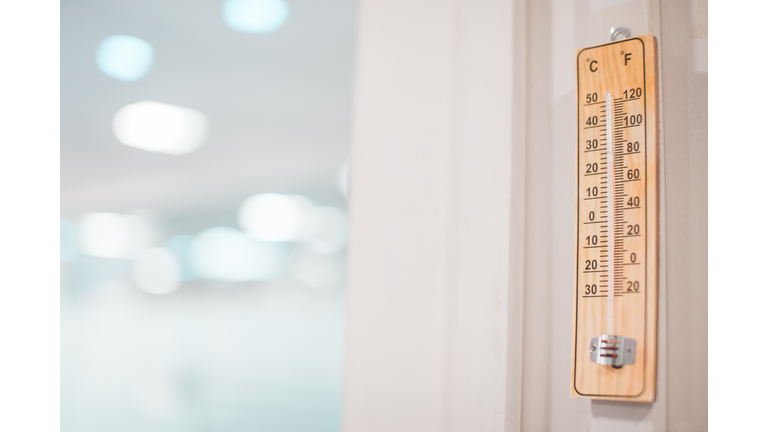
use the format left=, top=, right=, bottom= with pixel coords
left=589, top=335, right=636, bottom=368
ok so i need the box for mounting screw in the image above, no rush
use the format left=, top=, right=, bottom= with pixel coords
left=626, top=347, right=632, bottom=352
left=590, top=344, right=597, bottom=352
left=610, top=25, right=631, bottom=41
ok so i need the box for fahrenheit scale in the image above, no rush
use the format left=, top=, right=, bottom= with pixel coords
left=571, top=34, right=658, bottom=402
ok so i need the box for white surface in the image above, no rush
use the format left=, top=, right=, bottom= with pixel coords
left=515, top=0, right=706, bottom=430
left=330, top=0, right=706, bottom=429
left=342, top=0, right=513, bottom=430
left=589, top=0, right=633, bottom=12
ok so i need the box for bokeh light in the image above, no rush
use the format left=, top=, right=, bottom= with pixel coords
left=78, top=212, right=155, bottom=259
left=122, top=214, right=157, bottom=259
left=78, top=213, right=130, bottom=259
left=190, top=227, right=287, bottom=282
left=238, top=193, right=314, bottom=242
left=60, top=219, right=78, bottom=261
left=304, top=206, right=348, bottom=251
left=112, top=101, right=208, bottom=155
left=165, top=235, right=199, bottom=281
left=290, top=242, right=341, bottom=288
left=133, top=248, right=180, bottom=295
left=64, top=1, right=355, bottom=429
left=337, top=160, right=349, bottom=198
left=221, top=0, right=290, bottom=33
left=95, top=35, right=154, bottom=82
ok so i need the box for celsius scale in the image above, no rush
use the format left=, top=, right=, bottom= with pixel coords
left=571, top=34, right=659, bottom=402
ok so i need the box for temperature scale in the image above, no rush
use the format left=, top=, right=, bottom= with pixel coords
left=571, top=34, right=658, bottom=402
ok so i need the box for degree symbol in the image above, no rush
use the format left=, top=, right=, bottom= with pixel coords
left=621, top=51, right=624, bottom=55
left=586, top=58, right=590, bottom=63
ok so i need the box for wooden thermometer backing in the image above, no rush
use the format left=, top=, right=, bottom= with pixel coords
left=571, top=34, right=658, bottom=402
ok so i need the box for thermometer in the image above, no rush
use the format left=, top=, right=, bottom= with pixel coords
left=571, top=34, right=659, bottom=402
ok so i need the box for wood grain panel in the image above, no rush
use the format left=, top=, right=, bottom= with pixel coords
left=571, top=34, right=658, bottom=402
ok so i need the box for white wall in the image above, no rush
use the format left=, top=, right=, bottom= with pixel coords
left=342, top=1, right=513, bottom=430
left=515, top=0, right=707, bottom=430
left=343, top=0, right=707, bottom=430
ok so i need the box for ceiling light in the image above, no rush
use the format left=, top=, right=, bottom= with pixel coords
left=113, top=101, right=208, bottom=155
left=190, top=227, right=287, bottom=282
left=222, top=0, right=290, bottom=33
left=304, top=207, right=348, bottom=251
left=96, top=35, right=154, bottom=82
left=78, top=212, right=155, bottom=259
left=238, top=194, right=314, bottom=242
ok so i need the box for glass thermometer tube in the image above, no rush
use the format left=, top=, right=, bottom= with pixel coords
left=606, top=92, right=615, bottom=336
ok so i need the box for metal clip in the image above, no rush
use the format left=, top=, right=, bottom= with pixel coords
left=589, top=334, right=636, bottom=368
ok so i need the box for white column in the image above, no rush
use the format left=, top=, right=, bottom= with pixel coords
left=342, top=1, right=514, bottom=431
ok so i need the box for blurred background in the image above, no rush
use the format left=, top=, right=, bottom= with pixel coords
left=61, top=1, right=355, bottom=430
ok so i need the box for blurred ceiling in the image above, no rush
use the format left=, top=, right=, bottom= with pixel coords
left=61, top=0, right=356, bottom=218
